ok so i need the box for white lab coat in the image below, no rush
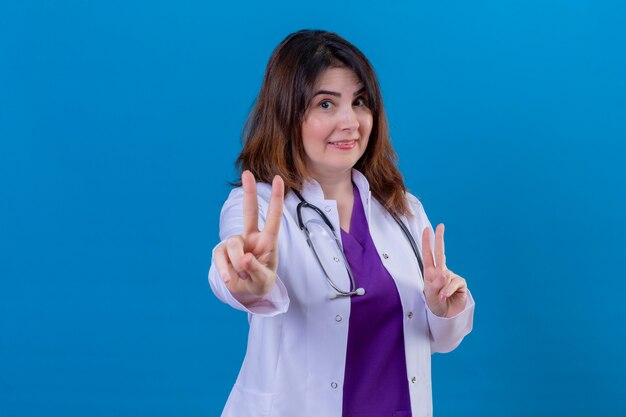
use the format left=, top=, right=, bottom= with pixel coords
left=208, top=169, right=475, bottom=417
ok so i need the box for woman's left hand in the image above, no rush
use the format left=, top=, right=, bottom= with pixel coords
left=422, top=224, right=469, bottom=318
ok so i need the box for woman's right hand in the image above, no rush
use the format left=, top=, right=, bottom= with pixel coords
left=213, top=171, right=285, bottom=303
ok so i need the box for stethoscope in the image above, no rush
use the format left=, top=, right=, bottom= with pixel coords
left=293, top=190, right=424, bottom=299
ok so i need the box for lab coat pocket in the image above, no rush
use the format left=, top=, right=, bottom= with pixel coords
left=225, top=384, right=274, bottom=417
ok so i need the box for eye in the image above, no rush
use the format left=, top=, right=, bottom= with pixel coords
left=319, top=100, right=332, bottom=109
left=353, top=96, right=369, bottom=107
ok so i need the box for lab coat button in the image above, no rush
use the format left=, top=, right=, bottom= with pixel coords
left=335, top=315, right=342, bottom=322
left=407, top=311, right=414, bottom=319
left=331, top=381, right=338, bottom=389
left=324, top=206, right=332, bottom=212
left=333, top=256, right=340, bottom=262
left=382, top=253, right=389, bottom=259
left=411, top=376, right=417, bottom=384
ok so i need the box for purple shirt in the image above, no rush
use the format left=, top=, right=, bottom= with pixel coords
left=340, top=184, right=412, bottom=417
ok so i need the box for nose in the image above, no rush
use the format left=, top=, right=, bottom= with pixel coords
left=338, top=106, right=359, bottom=132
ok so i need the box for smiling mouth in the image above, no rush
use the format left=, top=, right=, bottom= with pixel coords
left=328, top=139, right=358, bottom=146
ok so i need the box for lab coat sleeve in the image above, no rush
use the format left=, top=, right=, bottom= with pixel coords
left=407, top=193, right=475, bottom=353
left=208, top=186, right=290, bottom=317
left=427, top=290, right=475, bottom=353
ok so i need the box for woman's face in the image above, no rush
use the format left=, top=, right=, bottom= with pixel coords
left=301, top=67, right=373, bottom=180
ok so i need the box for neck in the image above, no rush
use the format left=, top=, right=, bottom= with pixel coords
left=309, top=169, right=355, bottom=233
left=310, top=170, right=353, bottom=201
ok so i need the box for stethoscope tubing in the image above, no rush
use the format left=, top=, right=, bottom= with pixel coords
left=293, top=189, right=424, bottom=299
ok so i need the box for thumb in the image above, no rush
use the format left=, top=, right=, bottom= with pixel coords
left=242, top=253, right=275, bottom=295
left=426, top=270, right=446, bottom=293
left=242, top=253, right=266, bottom=278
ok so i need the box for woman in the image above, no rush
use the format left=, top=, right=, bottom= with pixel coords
left=209, top=29, right=475, bottom=417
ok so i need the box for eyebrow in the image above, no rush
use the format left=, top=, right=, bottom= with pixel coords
left=312, top=86, right=367, bottom=98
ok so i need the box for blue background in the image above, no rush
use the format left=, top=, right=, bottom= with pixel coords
left=1, top=0, right=625, bottom=416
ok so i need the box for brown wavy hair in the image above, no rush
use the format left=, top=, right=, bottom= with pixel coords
left=235, top=29, right=410, bottom=217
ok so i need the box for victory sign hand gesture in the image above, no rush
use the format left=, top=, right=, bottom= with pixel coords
left=214, top=171, right=285, bottom=303
left=422, top=224, right=468, bottom=318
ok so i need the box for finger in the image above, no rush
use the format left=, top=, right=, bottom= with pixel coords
left=242, top=252, right=265, bottom=277
left=257, top=251, right=272, bottom=265
left=434, top=223, right=446, bottom=269
left=425, top=270, right=447, bottom=294
left=242, top=170, right=259, bottom=235
left=442, top=268, right=454, bottom=286
left=225, top=236, right=246, bottom=272
left=262, top=175, right=285, bottom=239
left=439, top=276, right=467, bottom=301
left=422, top=227, right=435, bottom=269
left=242, top=253, right=274, bottom=295
left=214, top=243, right=239, bottom=284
